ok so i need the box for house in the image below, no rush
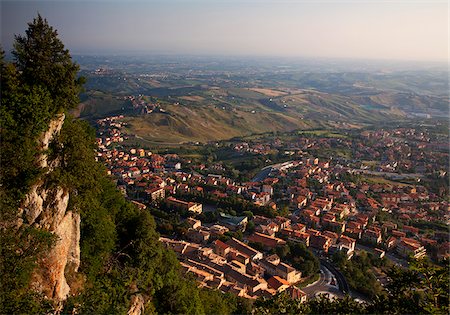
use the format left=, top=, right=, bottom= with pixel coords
left=295, top=196, right=308, bottom=209
left=256, top=224, right=277, bottom=236
left=309, top=233, right=332, bottom=253
left=337, top=235, right=356, bottom=257
left=186, top=229, right=210, bottom=244
left=267, top=276, right=290, bottom=292
left=280, top=228, right=310, bottom=247
left=219, top=282, right=246, bottom=297
left=322, top=231, right=339, bottom=245
left=146, top=186, right=166, bottom=201
left=374, top=248, right=385, bottom=259
left=226, top=238, right=263, bottom=261
left=209, top=224, right=229, bottom=236
left=272, top=216, right=291, bottom=230
left=392, top=230, right=406, bottom=238
left=214, top=239, right=230, bottom=257
left=291, top=223, right=306, bottom=233
left=381, top=222, right=397, bottom=233
left=247, top=232, right=286, bottom=249
left=262, top=185, right=274, bottom=195
left=396, top=238, right=426, bottom=259
left=186, top=217, right=201, bottom=229
left=362, top=229, right=382, bottom=245
left=253, top=215, right=272, bottom=226
left=322, top=219, right=345, bottom=234
left=259, top=258, right=301, bottom=284
left=131, top=200, right=146, bottom=210
left=402, top=225, right=420, bottom=236
left=229, top=250, right=250, bottom=266
left=285, top=286, right=307, bottom=303
left=255, top=192, right=271, bottom=206
left=219, top=213, right=248, bottom=231
left=385, top=236, right=397, bottom=250
left=223, top=265, right=268, bottom=294
left=166, top=196, right=203, bottom=214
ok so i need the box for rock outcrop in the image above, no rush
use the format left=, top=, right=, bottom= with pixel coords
left=36, top=113, right=65, bottom=170
left=18, top=114, right=81, bottom=303
left=127, top=294, right=145, bottom=315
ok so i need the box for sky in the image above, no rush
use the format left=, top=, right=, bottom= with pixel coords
left=1, top=0, right=448, bottom=62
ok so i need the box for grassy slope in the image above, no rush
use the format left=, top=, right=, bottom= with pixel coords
left=120, top=87, right=409, bottom=144
left=122, top=104, right=314, bottom=144
left=78, top=80, right=415, bottom=144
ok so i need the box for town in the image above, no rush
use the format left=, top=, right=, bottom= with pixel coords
left=96, top=114, right=449, bottom=302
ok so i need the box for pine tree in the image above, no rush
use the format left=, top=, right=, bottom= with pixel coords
left=13, top=14, right=84, bottom=112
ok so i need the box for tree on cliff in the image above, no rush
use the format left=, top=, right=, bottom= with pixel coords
left=1, top=14, right=85, bottom=201
left=13, top=14, right=85, bottom=112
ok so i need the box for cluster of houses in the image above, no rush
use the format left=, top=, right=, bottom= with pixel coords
left=96, top=116, right=126, bottom=148
left=125, top=95, right=161, bottom=115
left=95, top=117, right=449, bottom=298
left=160, top=232, right=305, bottom=301
left=356, top=128, right=448, bottom=174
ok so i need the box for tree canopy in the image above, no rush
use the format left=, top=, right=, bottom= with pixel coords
left=13, top=14, right=84, bottom=112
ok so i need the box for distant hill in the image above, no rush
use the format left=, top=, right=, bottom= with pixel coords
left=75, top=87, right=406, bottom=144
left=74, top=61, right=448, bottom=144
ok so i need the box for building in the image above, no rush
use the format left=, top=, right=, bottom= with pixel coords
left=337, top=235, right=356, bottom=257
left=267, top=276, right=290, bottom=292
left=309, top=233, right=332, bottom=253
left=209, top=224, right=229, bottom=236
left=259, top=258, right=301, bottom=284
left=219, top=213, right=248, bottom=231
left=146, top=187, right=166, bottom=201
left=166, top=196, right=203, bottom=214
left=396, top=238, right=426, bottom=259
left=362, top=229, right=382, bottom=245
left=246, top=232, right=286, bottom=249
left=186, top=217, right=201, bottom=230
left=214, top=239, right=231, bottom=257
left=226, top=238, right=263, bottom=261
left=186, top=229, right=210, bottom=244
left=285, top=286, right=307, bottom=303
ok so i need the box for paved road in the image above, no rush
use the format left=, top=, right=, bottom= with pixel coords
left=352, top=169, right=424, bottom=180
left=302, top=264, right=344, bottom=299
left=321, top=259, right=350, bottom=294
left=252, top=161, right=294, bottom=182
left=252, top=166, right=273, bottom=182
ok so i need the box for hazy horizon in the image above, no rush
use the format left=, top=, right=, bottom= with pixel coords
left=1, top=0, right=448, bottom=63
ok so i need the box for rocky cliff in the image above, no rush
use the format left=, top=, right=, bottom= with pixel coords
left=17, top=113, right=81, bottom=304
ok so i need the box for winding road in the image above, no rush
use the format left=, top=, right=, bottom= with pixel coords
left=301, top=263, right=345, bottom=299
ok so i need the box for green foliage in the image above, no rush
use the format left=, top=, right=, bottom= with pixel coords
left=0, top=59, right=53, bottom=203
left=254, top=260, right=449, bottom=314
left=13, top=14, right=84, bottom=112
left=57, top=120, right=213, bottom=314
left=0, top=227, right=55, bottom=314
left=277, top=242, right=320, bottom=277
left=332, top=251, right=383, bottom=298
left=253, top=292, right=309, bottom=314
left=0, top=41, right=61, bottom=314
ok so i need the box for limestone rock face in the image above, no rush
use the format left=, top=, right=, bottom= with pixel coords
left=37, top=113, right=65, bottom=170
left=29, top=209, right=80, bottom=301
left=18, top=114, right=81, bottom=303
left=127, top=294, right=145, bottom=315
